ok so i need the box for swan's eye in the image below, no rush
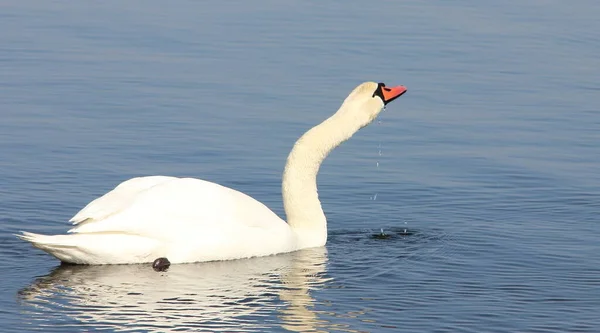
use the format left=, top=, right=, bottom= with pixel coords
left=372, top=83, right=386, bottom=100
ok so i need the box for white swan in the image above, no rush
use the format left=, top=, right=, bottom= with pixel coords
left=18, top=81, right=407, bottom=264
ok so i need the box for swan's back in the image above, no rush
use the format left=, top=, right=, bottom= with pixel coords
left=71, top=177, right=284, bottom=234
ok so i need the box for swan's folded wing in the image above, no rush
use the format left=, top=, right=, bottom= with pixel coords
left=69, top=176, right=177, bottom=226
left=68, top=177, right=287, bottom=240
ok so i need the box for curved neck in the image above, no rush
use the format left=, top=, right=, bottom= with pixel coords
left=282, top=109, right=360, bottom=248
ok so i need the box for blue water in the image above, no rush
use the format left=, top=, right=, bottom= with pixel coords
left=1, top=1, right=599, bottom=332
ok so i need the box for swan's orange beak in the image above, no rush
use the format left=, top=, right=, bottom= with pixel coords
left=381, top=85, right=407, bottom=105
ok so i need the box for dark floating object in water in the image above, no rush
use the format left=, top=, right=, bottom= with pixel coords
left=152, top=257, right=171, bottom=271
left=397, top=228, right=413, bottom=236
left=372, top=228, right=392, bottom=239
left=371, top=228, right=413, bottom=239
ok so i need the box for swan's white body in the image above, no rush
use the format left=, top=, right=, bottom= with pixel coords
left=19, top=81, right=406, bottom=264
left=21, top=176, right=296, bottom=264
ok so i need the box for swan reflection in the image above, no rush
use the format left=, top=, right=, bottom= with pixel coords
left=19, top=248, right=331, bottom=332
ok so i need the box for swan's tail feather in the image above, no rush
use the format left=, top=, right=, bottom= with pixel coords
left=19, top=232, right=77, bottom=247
left=17, top=231, right=159, bottom=265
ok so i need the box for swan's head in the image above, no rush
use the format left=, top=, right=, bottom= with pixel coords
left=339, top=81, right=407, bottom=128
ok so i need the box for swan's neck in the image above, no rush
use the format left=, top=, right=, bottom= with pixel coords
left=282, top=109, right=361, bottom=248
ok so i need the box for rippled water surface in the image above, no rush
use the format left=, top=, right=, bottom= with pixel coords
left=1, top=1, right=600, bottom=332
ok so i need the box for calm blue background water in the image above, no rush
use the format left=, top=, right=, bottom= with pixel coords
left=1, top=1, right=599, bottom=332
